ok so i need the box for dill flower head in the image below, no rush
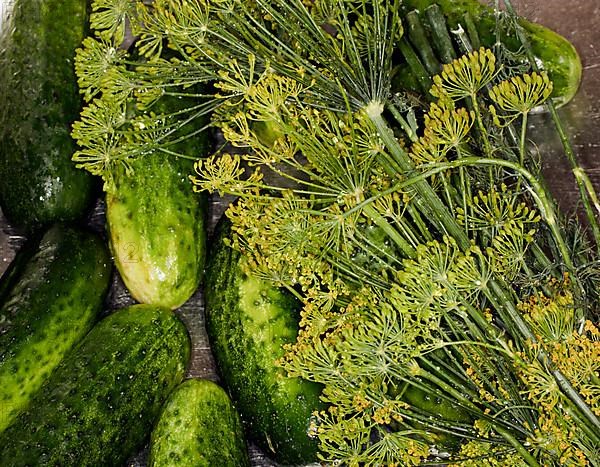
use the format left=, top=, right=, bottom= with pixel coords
left=490, top=71, right=553, bottom=113
left=430, top=47, right=500, bottom=101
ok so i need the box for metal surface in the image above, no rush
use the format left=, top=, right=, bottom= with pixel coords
left=0, top=1, right=598, bottom=466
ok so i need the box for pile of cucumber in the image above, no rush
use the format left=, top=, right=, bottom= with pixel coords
left=0, top=0, right=583, bottom=466
left=0, top=1, right=323, bottom=465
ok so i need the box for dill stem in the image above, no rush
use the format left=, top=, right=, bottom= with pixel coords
left=440, top=173, right=455, bottom=212
left=390, top=404, right=478, bottom=441
left=405, top=10, right=441, bottom=76
left=368, top=107, right=470, bottom=249
left=406, top=204, right=434, bottom=241
left=470, top=94, right=493, bottom=159
left=529, top=242, right=559, bottom=279
left=502, top=0, right=600, bottom=253
left=561, top=403, right=600, bottom=448
left=494, top=426, right=541, bottom=467
left=387, top=102, right=418, bottom=143
left=441, top=313, right=536, bottom=429
left=419, top=356, right=484, bottom=407
left=362, top=204, right=416, bottom=258
left=519, top=113, right=528, bottom=167
left=487, top=279, right=600, bottom=433
left=398, top=39, right=434, bottom=96
left=418, top=368, right=484, bottom=415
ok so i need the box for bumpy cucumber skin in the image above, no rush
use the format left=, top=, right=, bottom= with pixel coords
left=205, top=217, right=325, bottom=466
left=0, top=224, right=111, bottom=434
left=0, top=304, right=191, bottom=466
left=0, top=0, right=94, bottom=232
left=149, top=378, right=251, bottom=467
left=107, top=93, right=209, bottom=309
left=107, top=154, right=207, bottom=309
left=401, top=0, right=582, bottom=106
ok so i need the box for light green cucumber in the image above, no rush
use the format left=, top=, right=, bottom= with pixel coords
left=107, top=154, right=207, bottom=309
left=0, top=304, right=191, bottom=466
left=0, top=224, right=111, bottom=434
left=106, top=95, right=209, bottom=309
left=149, top=378, right=251, bottom=467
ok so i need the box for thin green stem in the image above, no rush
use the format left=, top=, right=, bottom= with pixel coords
left=502, top=0, right=600, bottom=252
left=519, top=113, right=528, bottom=166
left=362, top=204, right=416, bottom=258
left=561, top=396, right=600, bottom=448
left=494, top=425, right=541, bottom=467
left=367, top=103, right=470, bottom=248
left=387, top=101, right=418, bottom=143
left=471, top=94, right=493, bottom=158
left=398, top=39, right=434, bottom=96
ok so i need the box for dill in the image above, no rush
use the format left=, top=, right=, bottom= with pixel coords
left=73, top=0, right=600, bottom=464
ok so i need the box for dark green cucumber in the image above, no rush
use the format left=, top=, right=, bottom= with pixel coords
left=0, top=224, right=111, bottom=434
left=205, top=216, right=326, bottom=465
left=149, top=378, right=251, bottom=467
left=399, top=0, right=582, bottom=106
left=0, top=0, right=95, bottom=232
left=107, top=96, right=209, bottom=309
left=0, top=304, right=190, bottom=466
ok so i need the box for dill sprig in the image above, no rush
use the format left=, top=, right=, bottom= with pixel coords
left=74, top=0, right=600, bottom=465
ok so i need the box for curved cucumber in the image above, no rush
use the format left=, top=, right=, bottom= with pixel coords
left=205, top=216, right=325, bottom=465
left=107, top=97, right=209, bottom=309
left=0, top=0, right=95, bottom=232
left=400, top=0, right=582, bottom=106
left=0, top=304, right=191, bottom=466
left=149, top=378, right=251, bottom=467
left=0, top=224, right=111, bottom=434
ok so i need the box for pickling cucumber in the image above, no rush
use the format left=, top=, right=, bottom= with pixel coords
left=106, top=96, right=209, bottom=309
left=399, top=0, right=582, bottom=106
left=0, top=0, right=95, bottom=232
left=0, top=224, right=111, bottom=434
left=205, top=215, right=326, bottom=465
left=149, top=378, right=251, bottom=467
left=0, top=304, right=190, bottom=466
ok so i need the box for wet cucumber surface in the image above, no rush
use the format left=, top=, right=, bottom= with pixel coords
left=149, top=378, right=250, bottom=467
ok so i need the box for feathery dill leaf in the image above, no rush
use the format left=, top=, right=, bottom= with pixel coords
left=75, top=0, right=600, bottom=464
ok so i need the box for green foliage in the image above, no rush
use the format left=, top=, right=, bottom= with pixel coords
left=74, top=1, right=600, bottom=465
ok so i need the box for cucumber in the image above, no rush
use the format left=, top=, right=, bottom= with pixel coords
left=399, top=0, right=582, bottom=106
left=0, top=0, right=95, bottom=232
left=0, top=304, right=191, bottom=466
left=0, top=224, right=111, bottom=434
left=205, top=216, right=326, bottom=465
left=106, top=96, right=209, bottom=309
left=149, top=378, right=251, bottom=467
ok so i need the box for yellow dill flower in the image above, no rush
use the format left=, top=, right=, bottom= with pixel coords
left=489, top=71, right=553, bottom=125
left=518, top=350, right=561, bottom=411
left=518, top=281, right=576, bottom=343
left=423, top=103, right=475, bottom=151
left=191, top=153, right=263, bottom=195
left=449, top=440, right=528, bottom=466
left=430, top=47, right=500, bottom=101
left=529, top=414, right=589, bottom=466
